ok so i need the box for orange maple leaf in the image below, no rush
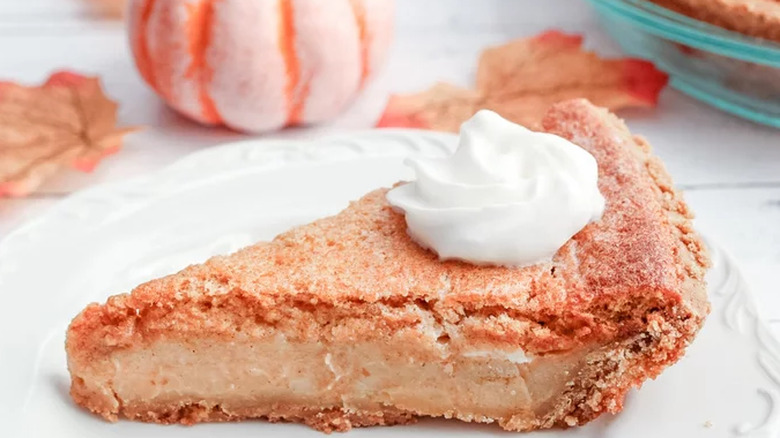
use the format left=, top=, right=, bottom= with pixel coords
left=377, top=30, right=668, bottom=132
left=0, top=71, right=137, bottom=198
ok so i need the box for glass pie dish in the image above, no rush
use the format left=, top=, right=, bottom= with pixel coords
left=587, top=0, right=780, bottom=128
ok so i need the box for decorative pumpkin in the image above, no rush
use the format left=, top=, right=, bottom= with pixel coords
left=128, top=0, right=394, bottom=132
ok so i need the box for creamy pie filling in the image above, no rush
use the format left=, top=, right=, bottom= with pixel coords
left=88, top=336, right=592, bottom=422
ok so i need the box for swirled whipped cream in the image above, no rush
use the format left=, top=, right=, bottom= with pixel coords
left=386, top=110, right=605, bottom=267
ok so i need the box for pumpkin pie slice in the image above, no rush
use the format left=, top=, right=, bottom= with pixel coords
left=66, top=99, right=709, bottom=433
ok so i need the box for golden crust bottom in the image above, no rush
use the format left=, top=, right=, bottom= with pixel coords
left=69, top=388, right=417, bottom=433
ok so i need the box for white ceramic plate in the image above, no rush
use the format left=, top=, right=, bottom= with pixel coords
left=1, top=131, right=779, bottom=438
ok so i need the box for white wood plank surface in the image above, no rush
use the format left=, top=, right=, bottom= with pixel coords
left=0, top=0, right=94, bottom=21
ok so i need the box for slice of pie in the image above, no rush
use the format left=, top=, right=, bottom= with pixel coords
left=648, top=0, right=780, bottom=43
left=66, top=99, right=710, bottom=433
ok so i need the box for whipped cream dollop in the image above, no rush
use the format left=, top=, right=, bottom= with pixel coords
left=386, top=110, right=605, bottom=267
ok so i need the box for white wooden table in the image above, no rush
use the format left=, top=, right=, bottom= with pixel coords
left=1, top=0, right=778, bottom=326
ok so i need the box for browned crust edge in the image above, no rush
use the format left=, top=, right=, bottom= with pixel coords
left=69, top=380, right=417, bottom=434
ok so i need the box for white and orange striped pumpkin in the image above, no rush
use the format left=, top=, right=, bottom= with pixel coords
left=128, top=0, right=394, bottom=132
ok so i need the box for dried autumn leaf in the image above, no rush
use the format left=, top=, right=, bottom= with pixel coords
left=85, top=0, right=126, bottom=19
left=0, top=71, right=137, bottom=197
left=377, top=30, right=668, bottom=132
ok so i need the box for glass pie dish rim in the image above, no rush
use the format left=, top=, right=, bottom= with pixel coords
left=586, top=0, right=780, bottom=67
